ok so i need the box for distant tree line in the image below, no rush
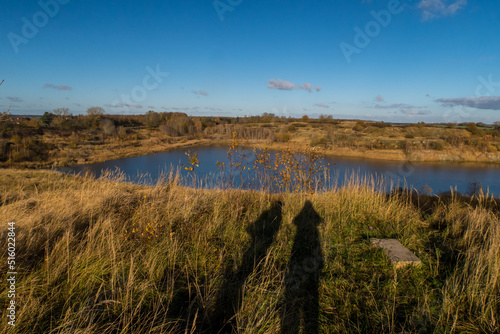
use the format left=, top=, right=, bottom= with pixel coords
left=1, top=103, right=499, bottom=164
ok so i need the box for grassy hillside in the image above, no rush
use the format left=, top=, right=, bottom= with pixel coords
left=0, top=169, right=499, bottom=333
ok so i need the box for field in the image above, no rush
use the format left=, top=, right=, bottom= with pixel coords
left=1, top=169, right=499, bottom=333
left=3, top=1, right=500, bottom=332
left=1, top=112, right=500, bottom=168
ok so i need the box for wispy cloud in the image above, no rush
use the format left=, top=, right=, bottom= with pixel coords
left=162, top=106, right=202, bottom=112
left=105, top=103, right=143, bottom=109
left=192, top=90, right=208, bottom=96
left=417, top=0, right=467, bottom=20
left=267, top=79, right=320, bottom=93
left=297, top=83, right=312, bottom=92
left=7, top=97, right=23, bottom=103
left=400, top=109, right=431, bottom=115
left=375, top=103, right=419, bottom=109
left=314, top=103, right=330, bottom=108
left=205, top=107, right=223, bottom=112
left=44, top=83, right=72, bottom=91
left=436, top=96, right=500, bottom=110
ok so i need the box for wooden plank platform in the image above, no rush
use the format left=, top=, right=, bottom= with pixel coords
left=371, top=238, right=422, bottom=268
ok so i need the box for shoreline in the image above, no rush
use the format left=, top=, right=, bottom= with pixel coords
left=3, top=137, right=500, bottom=170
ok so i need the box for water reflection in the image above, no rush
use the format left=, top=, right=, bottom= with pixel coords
left=58, top=146, right=500, bottom=197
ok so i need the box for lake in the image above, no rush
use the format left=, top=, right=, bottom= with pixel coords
left=58, top=146, right=500, bottom=197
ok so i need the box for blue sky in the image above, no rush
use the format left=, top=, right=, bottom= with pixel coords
left=1, top=0, right=500, bottom=123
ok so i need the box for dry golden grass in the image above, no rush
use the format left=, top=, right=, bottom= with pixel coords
left=0, top=169, right=499, bottom=333
left=3, top=120, right=500, bottom=169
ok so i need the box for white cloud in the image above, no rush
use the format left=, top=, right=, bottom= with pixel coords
left=268, top=79, right=296, bottom=91
left=267, top=79, right=320, bottom=93
left=417, top=0, right=467, bottom=20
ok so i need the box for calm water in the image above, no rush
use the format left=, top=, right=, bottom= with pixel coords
left=58, top=146, right=500, bottom=197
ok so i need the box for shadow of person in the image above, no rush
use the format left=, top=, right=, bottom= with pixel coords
left=281, top=200, right=324, bottom=334
left=208, top=200, right=283, bottom=333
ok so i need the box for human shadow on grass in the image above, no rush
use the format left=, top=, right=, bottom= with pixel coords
left=281, top=200, right=324, bottom=334
left=207, top=200, right=283, bottom=333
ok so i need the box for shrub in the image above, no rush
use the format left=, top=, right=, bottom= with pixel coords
left=23, top=119, right=40, bottom=129
left=0, top=139, right=9, bottom=161
left=466, top=123, right=478, bottom=134
left=310, top=136, right=328, bottom=147
left=69, top=132, right=79, bottom=148
left=40, top=112, right=55, bottom=126
left=117, top=126, right=128, bottom=140
left=371, top=121, right=390, bottom=128
left=431, top=141, right=445, bottom=150
left=413, top=122, right=425, bottom=128
left=476, top=122, right=488, bottom=128
left=352, top=120, right=367, bottom=132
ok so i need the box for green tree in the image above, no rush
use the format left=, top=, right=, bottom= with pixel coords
left=40, top=112, right=55, bottom=126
